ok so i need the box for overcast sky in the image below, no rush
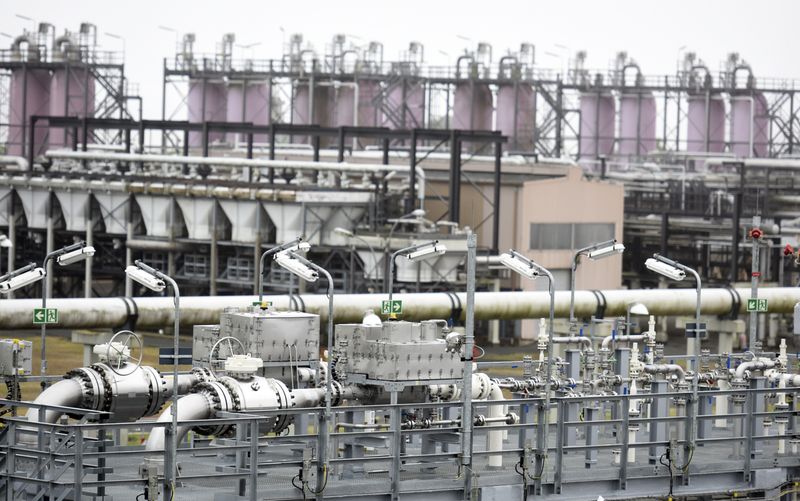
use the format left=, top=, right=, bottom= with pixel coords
left=5, top=0, right=799, bottom=119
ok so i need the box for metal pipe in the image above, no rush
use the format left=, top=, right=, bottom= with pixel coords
left=552, top=336, right=593, bottom=351
left=642, top=363, right=685, bottom=381
left=601, top=334, right=646, bottom=351
left=0, top=156, right=29, bottom=170
left=144, top=393, right=213, bottom=451
left=24, top=379, right=84, bottom=424
left=734, top=359, right=777, bottom=380
left=44, top=149, right=427, bottom=206
left=1, top=287, right=800, bottom=330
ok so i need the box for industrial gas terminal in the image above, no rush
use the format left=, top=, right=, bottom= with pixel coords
left=0, top=3, right=800, bottom=500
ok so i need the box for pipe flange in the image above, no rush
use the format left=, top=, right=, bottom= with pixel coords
left=65, top=367, right=105, bottom=415
left=89, top=363, right=115, bottom=413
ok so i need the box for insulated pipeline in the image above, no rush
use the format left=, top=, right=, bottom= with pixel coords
left=1, top=287, right=799, bottom=330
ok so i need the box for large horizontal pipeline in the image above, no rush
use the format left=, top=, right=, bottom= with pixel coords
left=45, top=149, right=426, bottom=201
left=0, top=287, right=797, bottom=331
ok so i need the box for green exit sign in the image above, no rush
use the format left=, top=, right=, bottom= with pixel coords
left=381, top=300, right=403, bottom=315
left=747, top=298, right=768, bottom=312
left=33, top=308, right=58, bottom=325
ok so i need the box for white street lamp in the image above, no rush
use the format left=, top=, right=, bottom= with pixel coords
left=275, top=250, right=333, bottom=495
left=570, top=239, right=624, bottom=325
left=125, top=260, right=181, bottom=499
left=257, top=237, right=310, bottom=304
left=0, top=264, right=44, bottom=293
left=497, top=249, right=555, bottom=477
left=387, top=240, right=446, bottom=308
left=40, top=242, right=95, bottom=388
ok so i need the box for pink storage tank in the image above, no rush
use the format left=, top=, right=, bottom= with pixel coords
left=188, top=79, right=227, bottom=147
left=49, top=68, right=95, bottom=148
left=496, top=84, right=535, bottom=151
left=332, top=80, right=381, bottom=128
left=579, top=92, right=615, bottom=160
left=6, top=69, right=51, bottom=156
left=618, top=92, right=657, bottom=156
left=730, top=92, right=768, bottom=157
left=453, top=83, right=493, bottom=131
left=292, top=83, right=331, bottom=126
left=226, top=81, right=271, bottom=143
left=382, top=78, right=424, bottom=129
left=686, top=93, right=725, bottom=153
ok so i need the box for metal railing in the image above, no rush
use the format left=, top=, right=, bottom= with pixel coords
left=1, top=384, right=798, bottom=500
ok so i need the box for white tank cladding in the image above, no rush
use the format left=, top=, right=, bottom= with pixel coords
left=730, top=92, right=769, bottom=157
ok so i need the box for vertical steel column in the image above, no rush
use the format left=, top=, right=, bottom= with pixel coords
left=84, top=206, right=94, bottom=298
left=202, top=122, right=210, bottom=157
left=20, top=64, right=28, bottom=158
left=584, top=405, right=599, bottom=467
left=268, top=126, right=276, bottom=184
left=27, top=116, right=36, bottom=170
left=492, top=141, right=502, bottom=253
left=6, top=200, right=15, bottom=299
left=619, top=395, right=630, bottom=490
left=461, top=232, right=477, bottom=500
left=648, top=380, right=668, bottom=463
left=249, top=419, right=259, bottom=501
left=210, top=203, right=218, bottom=296
left=389, top=390, right=401, bottom=501
left=731, top=189, right=742, bottom=282
left=408, top=129, right=417, bottom=214
left=749, top=215, right=761, bottom=349
left=564, top=350, right=580, bottom=448
left=73, top=427, right=83, bottom=501
left=448, top=131, right=461, bottom=224
left=553, top=399, right=565, bottom=493
left=382, top=137, right=390, bottom=165
left=125, top=195, right=133, bottom=297
left=337, top=127, right=345, bottom=162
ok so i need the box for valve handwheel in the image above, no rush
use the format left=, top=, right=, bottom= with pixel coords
left=208, top=336, right=246, bottom=377
left=106, top=330, right=144, bottom=376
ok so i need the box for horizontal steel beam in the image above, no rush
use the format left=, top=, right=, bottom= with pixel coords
left=0, top=287, right=797, bottom=331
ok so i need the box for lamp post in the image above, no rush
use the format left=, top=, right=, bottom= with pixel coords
left=569, top=239, right=625, bottom=326
left=387, top=240, right=446, bottom=308
left=384, top=209, right=427, bottom=290
left=273, top=250, right=332, bottom=495
left=645, top=253, right=701, bottom=467
left=125, top=260, right=179, bottom=500
left=498, top=249, right=554, bottom=489
left=257, top=237, right=310, bottom=304
left=333, top=227, right=380, bottom=288
left=0, top=235, right=12, bottom=275
left=40, top=242, right=95, bottom=389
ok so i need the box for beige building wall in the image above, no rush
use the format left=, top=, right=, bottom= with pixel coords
left=515, top=167, right=625, bottom=340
